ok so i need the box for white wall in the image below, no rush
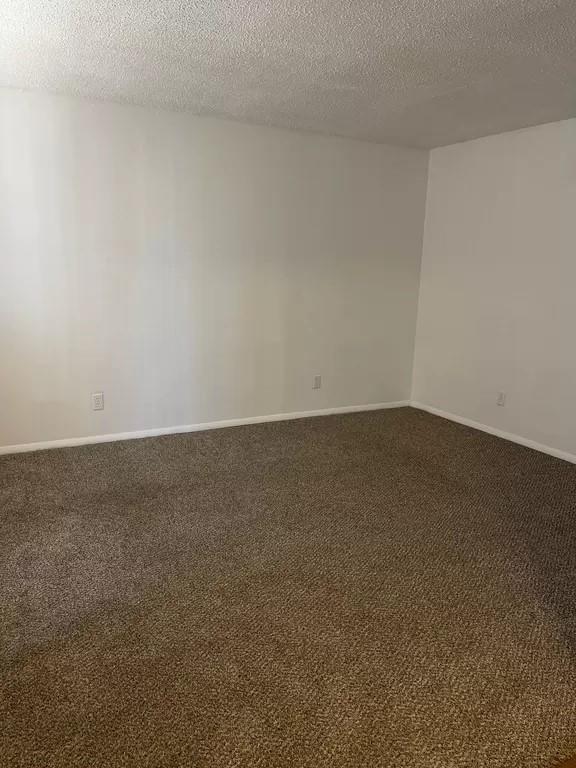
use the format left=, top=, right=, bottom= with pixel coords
left=0, top=88, right=428, bottom=448
left=413, top=119, right=576, bottom=456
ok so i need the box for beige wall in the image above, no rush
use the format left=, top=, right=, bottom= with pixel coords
left=5, top=91, right=572, bottom=457
left=0, top=88, right=428, bottom=448
left=413, top=118, right=576, bottom=456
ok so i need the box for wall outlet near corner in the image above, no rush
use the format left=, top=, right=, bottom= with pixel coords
left=497, top=391, right=506, bottom=407
left=312, top=375, right=322, bottom=390
left=91, top=392, right=104, bottom=411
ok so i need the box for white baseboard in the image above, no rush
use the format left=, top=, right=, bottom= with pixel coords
left=411, top=401, right=576, bottom=465
left=0, top=400, right=410, bottom=456
left=4, top=400, right=574, bottom=465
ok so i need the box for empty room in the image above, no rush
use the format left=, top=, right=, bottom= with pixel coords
left=1, top=2, right=575, bottom=766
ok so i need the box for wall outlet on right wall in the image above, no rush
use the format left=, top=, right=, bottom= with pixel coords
left=497, top=392, right=506, bottom=407
left=313, top=375, right=322, bottom=390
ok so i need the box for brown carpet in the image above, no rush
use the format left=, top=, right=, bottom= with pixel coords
left=1, top=407, right=575, bottom=767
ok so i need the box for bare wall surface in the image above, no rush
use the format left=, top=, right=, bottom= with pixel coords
left=0, top=88, right=428, bottom=448
left=413, top=118, right=576, bottom=456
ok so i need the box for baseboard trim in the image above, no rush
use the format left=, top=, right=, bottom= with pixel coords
left=411, top=401, right=576, bottom=465
left=0, top=401, right=410, bottom=456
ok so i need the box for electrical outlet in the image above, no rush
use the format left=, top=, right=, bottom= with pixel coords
left=313, top=375, right=322, bottom=390
left=92, top=392, right=104, bottom=411
left=497, top=391, right=506, bottom=407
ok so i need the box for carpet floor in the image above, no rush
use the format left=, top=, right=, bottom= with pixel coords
left=1, top=407, right=575, bottom=767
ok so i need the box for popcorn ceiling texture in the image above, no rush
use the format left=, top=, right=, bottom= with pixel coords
left=1, top=0, right=575, bottom=147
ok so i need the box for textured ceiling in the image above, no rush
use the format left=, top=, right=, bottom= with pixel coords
left=1, top=1, right=575, bottom=148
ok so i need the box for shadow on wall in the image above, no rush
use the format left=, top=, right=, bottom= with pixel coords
left=0, top=97, right=283, bottom=444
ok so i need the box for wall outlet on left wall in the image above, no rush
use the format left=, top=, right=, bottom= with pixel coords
left=91, top=392, right=105, bottom=411
left=313, top=375, right=322, bottom=390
